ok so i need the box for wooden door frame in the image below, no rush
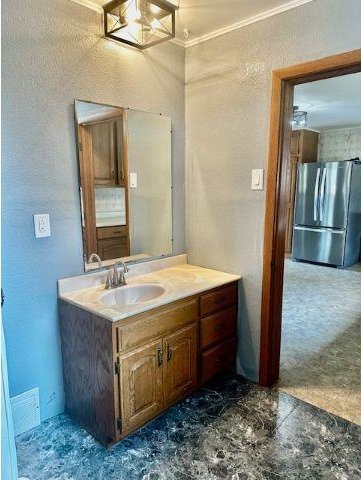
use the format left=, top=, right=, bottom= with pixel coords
left=259, top=49, right=361, bottom=387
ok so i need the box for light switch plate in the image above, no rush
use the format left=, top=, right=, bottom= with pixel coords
left=33, top=214, right=51, bottom=238
left=251, top=169, right=264, bottom=191
left=129, top=172, right=138, bottom=188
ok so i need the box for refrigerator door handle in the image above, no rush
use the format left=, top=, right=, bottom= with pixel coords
left=319, top=168, right=327, bottom=222
left=313, top=167, right=321, bottom=221
left=294, top=226, right=344, bottom=234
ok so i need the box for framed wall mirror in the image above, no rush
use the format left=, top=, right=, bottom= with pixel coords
left=75, top=100, right=173, bottom=271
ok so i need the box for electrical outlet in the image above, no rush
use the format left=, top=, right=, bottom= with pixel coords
left=33, top=214, right=51, bottom=238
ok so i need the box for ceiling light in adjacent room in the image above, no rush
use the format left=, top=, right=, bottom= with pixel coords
left=292, top=106, right=308, bottom=128
left=104, top=0, right=176, bottom=49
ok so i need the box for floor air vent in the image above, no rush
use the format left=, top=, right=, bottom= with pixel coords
left=11, top=387, right=40, bottom=436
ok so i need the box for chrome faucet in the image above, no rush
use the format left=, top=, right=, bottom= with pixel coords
left=105, top=261, right=129, bottom=289
left=88, top=253, right=103, bottom=270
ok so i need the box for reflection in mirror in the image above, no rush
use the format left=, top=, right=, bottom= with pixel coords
left=127, top=110, right=172, bottom=258
left=75, top=100, right=173, bottom=271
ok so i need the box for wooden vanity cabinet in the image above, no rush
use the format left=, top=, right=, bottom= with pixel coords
left=59, top=282, right=238, bottom=447
left=199, top=284, right=238, bottom=384
left=120, top=323, right=198, bottom=436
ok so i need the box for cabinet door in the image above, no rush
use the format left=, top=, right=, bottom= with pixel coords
left=290, top=131, right=300, bottom=156
left=120, top=340, right=164, bottom=435
left=163, top=324, right=197, bottom=406
left=97, top=238, right=129, bottom=261
left=285, top=156, right=299, bottom=254
left=299, top=130, right=319, bottom=163
left=91, top=118, right=124, bottom=187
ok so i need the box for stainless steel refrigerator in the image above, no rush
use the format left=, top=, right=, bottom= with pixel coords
left=292, top=159, right=361, bottom=268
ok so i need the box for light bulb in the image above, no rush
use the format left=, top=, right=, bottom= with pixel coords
left=127, top=21, right=141, bottom=35
left=150, top=5, right=161, bottom=15
left=126, top=1, right=141, bottom=22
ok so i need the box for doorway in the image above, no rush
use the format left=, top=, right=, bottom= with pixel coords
left=279, top=72, right=361, bottom=424
left=259, top=50, right=361, bottom=391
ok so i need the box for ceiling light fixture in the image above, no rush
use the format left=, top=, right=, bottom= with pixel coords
left=104, top=0, right=177, bottom=50
left=292, top=106, right=308, bottom=128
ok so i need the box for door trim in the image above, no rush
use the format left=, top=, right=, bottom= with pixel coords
left=259, top=49, right=361, bottom=387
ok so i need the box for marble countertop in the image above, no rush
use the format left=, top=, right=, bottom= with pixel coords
left=59, top=262, right=241, bottom=323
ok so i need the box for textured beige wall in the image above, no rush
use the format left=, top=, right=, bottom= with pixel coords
left=2, top=0, right=185, bottom=419
left=185, top=0, right=361, bottom=380
left=318, top=127, right=361, bottom=162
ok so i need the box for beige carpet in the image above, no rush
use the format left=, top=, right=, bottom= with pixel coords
left=348, top=262, right=361, bottom=273
left=278, top=259, right=361, bottom=425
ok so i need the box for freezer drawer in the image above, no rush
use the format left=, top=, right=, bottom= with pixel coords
left=292, top=226, right=346, bottom=266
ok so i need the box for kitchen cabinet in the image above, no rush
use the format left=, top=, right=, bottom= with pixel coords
left=96, top=225, right=129, bottom=261
left=285, top=129, right=319, bottom=254
left=91, top=118, right=125, bottom=187
left=97, top=240, right=129, bottom=261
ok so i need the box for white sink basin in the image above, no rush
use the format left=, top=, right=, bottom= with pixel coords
left=100, top=284, right=166, bottom=307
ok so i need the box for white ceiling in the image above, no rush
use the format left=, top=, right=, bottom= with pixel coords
left=294, top=73, right=361, bottom=131
left=72, top=0, right=315, bottom=45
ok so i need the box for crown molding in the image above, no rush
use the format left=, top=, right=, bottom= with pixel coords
left=70, top=0, right=316, bottom=49
left=171, top=37, right=186, bottom=47
left=184, top=0, right=316, bottom=48
left=321, top=125, right=361, bottom=133
left=71, top=0, right=103, bottom=14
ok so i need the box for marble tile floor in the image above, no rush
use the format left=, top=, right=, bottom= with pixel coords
left=16, top=375, right=361, bottom=480
left=279, top=259, right=361, bottom=425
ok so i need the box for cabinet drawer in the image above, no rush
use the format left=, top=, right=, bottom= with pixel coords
left=118, top=299, right=198, bottom=352
left=201, top=337, right=236, bottom=384
left=200, top=306, right=237, bottom=350
left=97, top=240, right=129, bottom=261
left=97, top=226, right=127, bottom=240
left=200, top=283, right=237, bottom=317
